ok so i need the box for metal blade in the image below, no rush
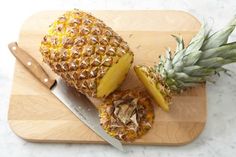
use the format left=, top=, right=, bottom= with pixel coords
left=51, top=78, right=124, bottom=151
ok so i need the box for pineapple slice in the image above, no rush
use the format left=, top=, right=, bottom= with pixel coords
left=134, top=65, right=170, bottom=111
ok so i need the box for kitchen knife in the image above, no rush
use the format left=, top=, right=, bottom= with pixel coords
left=8, top=42, right=124, bottom=151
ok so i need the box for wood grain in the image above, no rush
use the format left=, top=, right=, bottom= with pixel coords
left=8, top=10, right=206, bottom=145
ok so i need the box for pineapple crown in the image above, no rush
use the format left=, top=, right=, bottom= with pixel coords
left=156, top=16, right=236, bottom=91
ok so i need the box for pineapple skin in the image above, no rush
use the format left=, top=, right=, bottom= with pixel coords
left=99, top=90, right=154, bottom=142
left=40, top=10, right=134, bottom=97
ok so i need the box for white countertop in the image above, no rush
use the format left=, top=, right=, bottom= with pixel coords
left=1, top=0, right=236, bottom=156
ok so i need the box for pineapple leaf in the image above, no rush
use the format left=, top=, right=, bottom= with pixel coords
left=201, top=16, right=236, bottom=50
left=181, top=76, right=205, bottom=83
left=173, top=61, right=184, bottom=72
left=175, top=73, right=205, bottom=83
left=181, top=82, right=201, bottom=87
left=197, top=57, right=223, bottom=67
left=189, top=67, right=216, bottom=76
left=222, top=50, right=236, bottom=59
left=163, top=48, right=172, bottom=71
left=172, top=49, right=186, bottom=64
left=183, top=50, right=202, bottom=66
left=183, top=65, right=202, bottom=74
left=154, top=16, right=236, bottom=92
left=185, top=25, right=207, bottom=54
left=175, top=72, right=189, bottom=79
left=197, top=57, right=233, bottom=68
left=201, top=42, right=236, bottom=59
left=171, top=35, right=184, bottom=52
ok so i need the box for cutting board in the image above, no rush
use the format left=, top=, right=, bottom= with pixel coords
left=8, top=10, right=206, bottom=145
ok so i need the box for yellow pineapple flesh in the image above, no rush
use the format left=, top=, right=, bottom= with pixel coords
left=40, top=9, right=134, bottom=97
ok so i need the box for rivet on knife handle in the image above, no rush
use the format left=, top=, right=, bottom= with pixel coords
left=8, top=42, right=56, bottom=89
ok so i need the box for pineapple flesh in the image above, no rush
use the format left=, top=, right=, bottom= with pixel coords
left=40, top=9, right=134, bottom=97
left=99, top=90, right=154, bottom=142
left=135, top=16, right=236, bottom=111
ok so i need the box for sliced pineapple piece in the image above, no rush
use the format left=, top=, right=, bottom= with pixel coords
left=134, top=65, right=170, bottom=111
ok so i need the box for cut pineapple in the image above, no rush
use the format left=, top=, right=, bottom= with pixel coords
left=134, top=65, right=170, bottom=111
left=40, top=9, right=134, bottom=97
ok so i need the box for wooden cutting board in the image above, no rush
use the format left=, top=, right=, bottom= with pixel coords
left=8, top=10, right=206, bottom=145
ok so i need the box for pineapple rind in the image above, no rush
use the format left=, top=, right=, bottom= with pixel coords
left=99, top=90, right=154, bottom=142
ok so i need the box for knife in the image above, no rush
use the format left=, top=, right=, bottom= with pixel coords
left=8, top=42, right=124, bottom=151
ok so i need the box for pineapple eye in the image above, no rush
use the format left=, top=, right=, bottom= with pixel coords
left=91, top=27, right=101, bottom=35
left=74, top=37, right=86, bottom=46
left=104, top=28, right=113, bottom=36
left=71, top=47, right=81, bottom=58
left=109, top=38, right=119, bottom=47
left=62, top=62, right=69, bottom=71
left=69, top=61, right=78, bottom=71
left=62, top=37, right=74, bottom=48
left=96, top=46, right=106, bottom=54
left=68, top=18, right=81, bottom=26
left=102, top=57, right=113, bottom=67
left=55, top=24, right=64, bottom=32
left=79, top=57, right=90, bottom=69
left=106, top=47, right=116, bottom=56
left=100, top=36, right=109, bottom=45
left=83, top=46, right=94, bottom=56
left=120, top=42, right=129, bottom=51
left=89, top=36, right=98, bottom=44
left=80, top=27, right=90, bottom=35
left=57, top=16, right=67, bottom=23
left=89, top=67, right=98, bottom=77
left=91, top=57, right=101, bottom=66
left=66, top=27, right=77, bottom=36
left=79, top=70, right=89, bottom=79
left=83, top=19, right=92, bottom=25
left=55, top=63, right=62, bottom=72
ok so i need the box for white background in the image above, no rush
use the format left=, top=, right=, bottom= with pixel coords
left=1, top=0, right=236, bottom=157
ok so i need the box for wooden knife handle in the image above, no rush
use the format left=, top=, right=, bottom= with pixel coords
left=8, top=42, right=56, bottom=89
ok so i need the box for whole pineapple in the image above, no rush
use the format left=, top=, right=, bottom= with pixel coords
left=135, top=16, right=236, bottom=111
left=40, top=9, right=134, bottom=97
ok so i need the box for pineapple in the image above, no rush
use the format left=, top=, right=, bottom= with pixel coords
left=135, top=16, right=236, bottom=111
left=99, top=90, right=154, bottom=142
left=40, top=9, right=134, bottom=97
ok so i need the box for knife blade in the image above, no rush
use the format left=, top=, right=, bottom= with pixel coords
left=8, top=42, right=124, bottom=151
